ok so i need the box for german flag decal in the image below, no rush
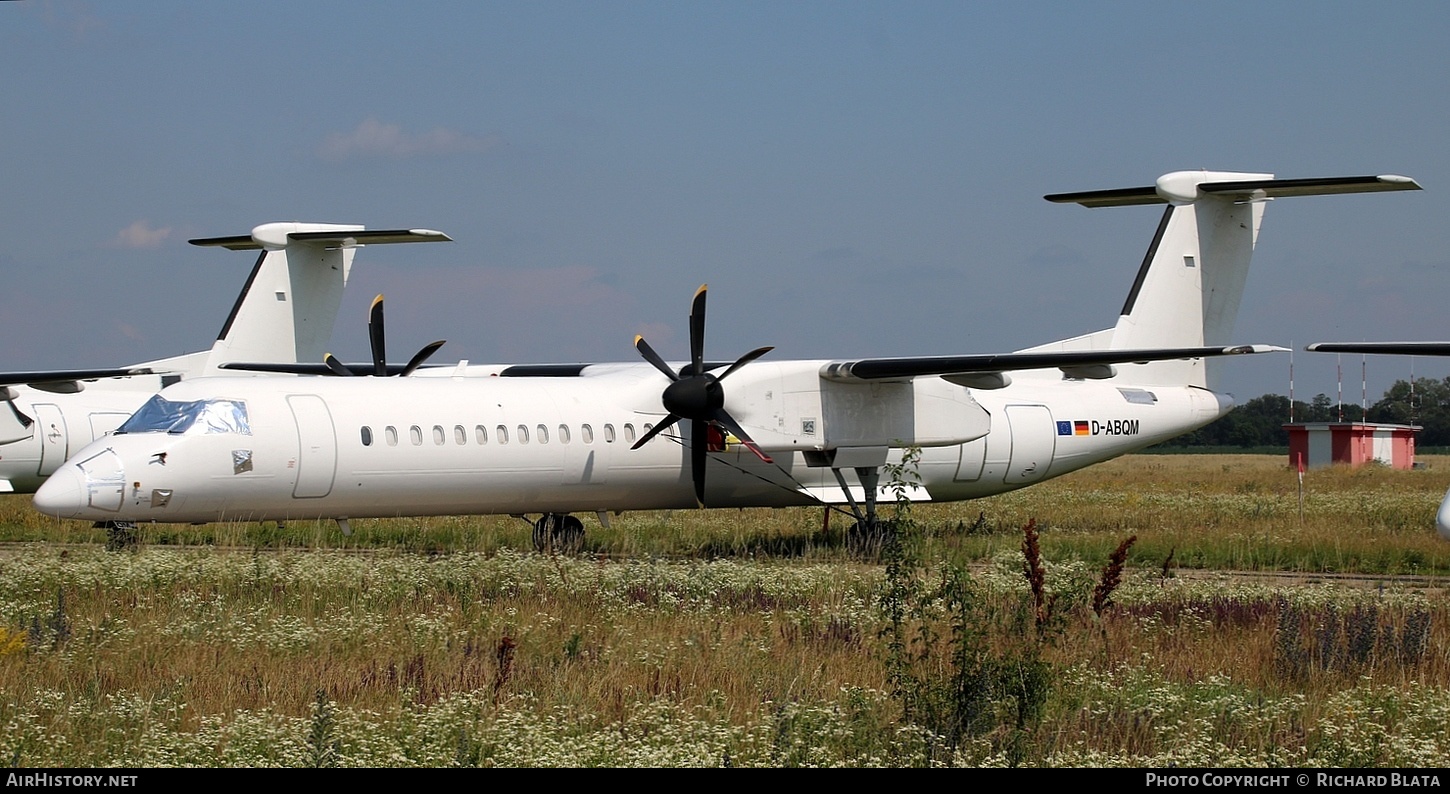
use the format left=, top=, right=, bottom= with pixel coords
left=1057, top=420, right=1093, bottom=436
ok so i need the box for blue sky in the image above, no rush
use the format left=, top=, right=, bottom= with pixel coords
left=4, top=1, right=1449, bottom=409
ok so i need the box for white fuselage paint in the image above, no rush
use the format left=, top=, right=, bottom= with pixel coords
left=0, top=378, right=172, bottom=493
left=35, top=361, right=1232, bottom=525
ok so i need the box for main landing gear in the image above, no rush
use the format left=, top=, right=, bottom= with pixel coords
left=532, top=513, right=585, bottom=554
left=831, top=465, right=896, bottom=557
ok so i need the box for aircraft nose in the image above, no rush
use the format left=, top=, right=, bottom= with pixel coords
left=33, top=465, right=85, bottom=519
left=1436, top=487, right=1450, bottom=542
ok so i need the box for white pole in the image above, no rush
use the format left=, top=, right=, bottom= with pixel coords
left=1293, top=344, right=1305, bottom=425
left=1337, top=354, right=1344, bottom=423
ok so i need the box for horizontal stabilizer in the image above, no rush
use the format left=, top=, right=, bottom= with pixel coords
left=1047, top=174, right=1420, bottom=208
left=1307, top=342, right=1450, bottom=357
left=821, top=344, right=1286, bottom=383
left=190, top=226, right=451, bottom=251
left=0, top=367, right=155, bottom=390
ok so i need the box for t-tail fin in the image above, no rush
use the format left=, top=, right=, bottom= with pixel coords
left=1037, top=171, right=1420, bottom=389
left=141, top=223, right=451, bottom=377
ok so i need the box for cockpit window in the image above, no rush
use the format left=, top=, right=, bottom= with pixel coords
left=115, top=395, right=251, bottom=436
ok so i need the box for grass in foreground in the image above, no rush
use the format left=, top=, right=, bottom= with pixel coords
left=4, top=453, right=1447, bottom=575
left=0, top=454, right=1446, bottom=766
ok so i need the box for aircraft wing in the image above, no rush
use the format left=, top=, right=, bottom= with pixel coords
left=216, top=362, right=447, bottom=376
left=226, top=345, right=1286, bottom=383
left=821, top=344, right=1287, bottom=385
left=0, top=367, right=156, bottom=394
left=1307, top=342, right=1450, bottom=357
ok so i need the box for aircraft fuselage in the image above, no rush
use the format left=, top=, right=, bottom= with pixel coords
left=33, top=362, right=1233, bottom=524
left=0, top=377, right=173, bottom=494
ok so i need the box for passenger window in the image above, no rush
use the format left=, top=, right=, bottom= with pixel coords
left=517, top=424, right=530, bottom=444
left=454, top=425, right=466, bottom=445
left=604, top=424, right=616, bottom=443
left=476, top=425, right=488, bottom=445
left=642, top=422, right=654, bottom=441
left=558, top=424, right=570, bottom=444
left=497, top=425, right=509, bottom=444
left=386, top=426, right=398, bottom=446
left=410, top=426, right=423, bottom=446
left=537, top=424, right=549, bottom=444
left=623, top=423, right=636, bottom=444
left=433, top=425, right=446, bottom=445
left=581, top=424, right=594, bottom=444
left=361, top=426, right=373, bottom=446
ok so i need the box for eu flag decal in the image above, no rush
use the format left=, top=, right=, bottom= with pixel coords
left=1056, top=421, right=1072, bottom=436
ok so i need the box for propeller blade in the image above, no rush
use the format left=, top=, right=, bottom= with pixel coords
left=323, top=354, right=354, bottom=377
left=368, top=295, right=387, bottom=377
left=401, top=341, right=446, bottom=376
left=691, top=419, right=707, bottom=507
left=688, top=285, right=707, bottom=377
left=631, top=414, right=681, bottom=450
left=635, top=284, right=776, bottom=504
left=715, top=345, right=774, bottom=382
left=710, top=409, right=773, bottom=464
left=634, top=336, right=680, bottom=381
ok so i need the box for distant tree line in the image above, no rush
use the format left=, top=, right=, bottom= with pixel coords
left=1164, top=377, right=1450, bottom=448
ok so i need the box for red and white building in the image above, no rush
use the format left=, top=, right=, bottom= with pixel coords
left=1284, top=422, right=1420, bottom=470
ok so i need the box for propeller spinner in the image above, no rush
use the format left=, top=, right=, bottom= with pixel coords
left=323, top=294, right=445, bottom=377
left=631, top=284, right=773, bottom=506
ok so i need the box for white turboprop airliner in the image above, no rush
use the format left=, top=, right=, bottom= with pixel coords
left=0, top=222, right=450, bottom=494
left=31, top=170, right=1420, bottom=552
left=1304, top=340, right=1450, bottom=540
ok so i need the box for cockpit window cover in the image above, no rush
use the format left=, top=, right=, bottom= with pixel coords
left=116, top=396, right=251, bottom=436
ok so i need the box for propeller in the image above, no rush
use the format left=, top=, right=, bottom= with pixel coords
left=631, top=284, right=773, bottom=506
left=323, top=294, right=446, bottom=377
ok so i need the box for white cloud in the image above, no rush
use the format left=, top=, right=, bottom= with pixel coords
left=112, top=221, right=171, bottom=249
left=319, top=118, right=503, bottom=161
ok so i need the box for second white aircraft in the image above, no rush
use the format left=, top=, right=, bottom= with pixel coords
left=0, top=222, right=449, bottom=494
left=31, top=169, right=1421, bottom=550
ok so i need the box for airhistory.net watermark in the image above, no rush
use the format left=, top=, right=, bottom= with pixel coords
left=5, top=774, right=138, bottom=788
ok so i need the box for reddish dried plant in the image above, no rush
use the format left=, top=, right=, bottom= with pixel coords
left=493, top=635, right=518, bottom=700
left=1093, top=535, right=1138, bottom=617
left=1021, top=518, right=1051, bottom=632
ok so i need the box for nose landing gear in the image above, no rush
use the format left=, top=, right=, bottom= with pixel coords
left=97, top=520, right=138, bottom=551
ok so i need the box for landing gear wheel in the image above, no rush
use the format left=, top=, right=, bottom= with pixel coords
left=533, top=514, right=586, bottom=554
left=846, top=518, right=896, bottom=559
left=100, top=520, right=139, bottom=552
left=554, top=515, right=585, bottom=554
left=531, top=515, right=555, bottom=552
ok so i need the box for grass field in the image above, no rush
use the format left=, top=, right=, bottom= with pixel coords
left=2, top=454, right=1448, bottom=767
